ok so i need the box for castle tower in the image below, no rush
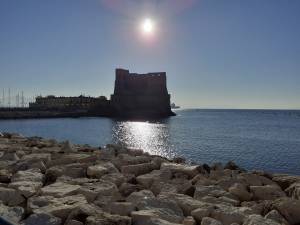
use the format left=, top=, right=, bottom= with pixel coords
left=110, top=68, right=174, bottom=118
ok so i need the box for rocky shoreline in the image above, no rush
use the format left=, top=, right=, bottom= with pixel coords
left=0, top=132, right=299, bottom=225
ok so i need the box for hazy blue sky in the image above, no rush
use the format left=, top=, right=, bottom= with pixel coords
left=0, top=0, right=299, bottom=109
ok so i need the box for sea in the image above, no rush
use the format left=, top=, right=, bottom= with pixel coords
left=0, top=109, right=299, bottom=175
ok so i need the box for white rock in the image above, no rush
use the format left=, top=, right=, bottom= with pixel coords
left=85, top=213, right=131, bottom=225
left=161, top=163, right=200, bottom=178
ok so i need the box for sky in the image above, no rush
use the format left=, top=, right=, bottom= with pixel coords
left=0, top=0, right=300, bottom=109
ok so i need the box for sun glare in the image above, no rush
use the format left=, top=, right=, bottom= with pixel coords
left=142, top=18, right=154, bottom=34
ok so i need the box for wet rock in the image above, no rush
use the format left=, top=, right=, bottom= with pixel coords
left=224, top=161, right=243, bottom=171
left=0, top=187, right=26, bottom=206
left=250, top=185, right=286, bottom=200
left=229, top=183, right=252, bottom=201
left=21, top=213, right=62, bottom=225
left=0, top=203, right=25, bottom=223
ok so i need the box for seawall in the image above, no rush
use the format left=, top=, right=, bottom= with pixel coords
left=0, top=132, right=300, bottom=225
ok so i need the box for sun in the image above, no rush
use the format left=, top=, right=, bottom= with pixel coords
left=142, top=18, right=154, bottom=34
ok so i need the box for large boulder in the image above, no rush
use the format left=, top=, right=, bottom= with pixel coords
left=0, top=203, right=25, bottom=223
left=272, top=174, right=300, bottom=190
left=159, top=193, right=212, bottom=216
left=0, top=187, right=26, bottom=206
left=85, top=213, right=131, bottom=225
left=161, top=163, right=200, bottom=178
left=285, top=182, right=300, bottom=199
left=127, top=190, right=155, bottom=205
left=264, top=210, right=289, bottom=225
left=201, top=217, right=223, bottom=225
left=108, top=202, right=135, bottom=216
left=41, top=182, right=81, bottom=197
left=131, top=209, right=182, bottom=225
left=228, top=183, right=252, bottom=201
left=121, top=162, right=158, bottom=176
left=191, top=206, right=215, bottom=223
left=250, top=185, right=286, bottom=200
left=210, top=205, right=255, bottom=225
left=78, top=181, right=120, bottom=203
left=243, top=214, right=281, bottom=225
left=137, top=169, right=172, bottom=188
left=28, top=194, right=87, bottom=221
left=271, top=197, right=300, bottom=225
left=21, top=213, right=62, bottom=225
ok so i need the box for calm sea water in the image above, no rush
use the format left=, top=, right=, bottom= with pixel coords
left=0, top=109, right=300, bottom=175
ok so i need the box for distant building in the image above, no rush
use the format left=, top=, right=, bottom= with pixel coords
left=29, top=95, right=108, bottom=112
left=110, top=68, right=174, bottom=117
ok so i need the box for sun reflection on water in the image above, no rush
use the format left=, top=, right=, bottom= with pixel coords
left=112, top=120, right=176, bottom=158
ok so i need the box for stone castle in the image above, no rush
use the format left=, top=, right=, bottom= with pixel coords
left=29, top=69, right=175, bottom=118
left=110, top=69, right=174, bottom=117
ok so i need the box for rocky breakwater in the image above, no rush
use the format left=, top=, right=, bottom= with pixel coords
left=0, top=133, right=300, bottom=225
